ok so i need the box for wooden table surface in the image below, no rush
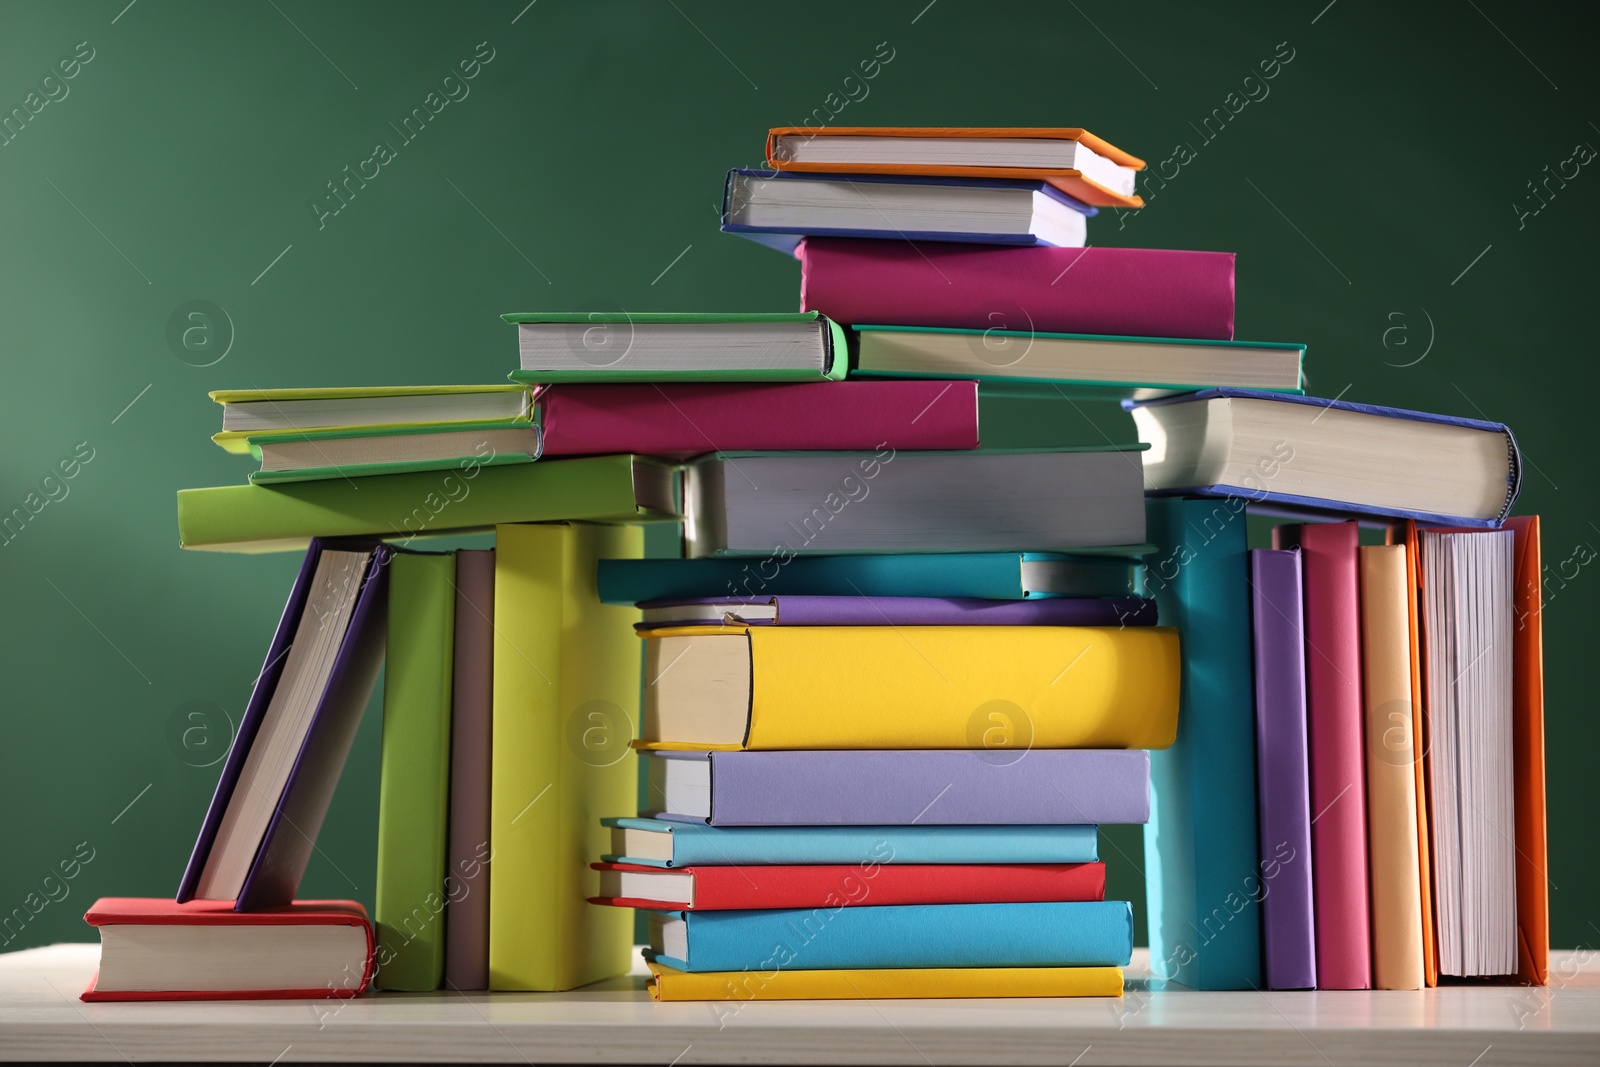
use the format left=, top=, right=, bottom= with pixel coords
left=3, top=944, right=1598, bottom=1065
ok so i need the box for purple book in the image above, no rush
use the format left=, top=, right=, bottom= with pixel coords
left=1249, top=548, right=1317, bottom=989
left=637, top=595, right=1156, bottom=629
left=645, top=749, right=1150, bottom=826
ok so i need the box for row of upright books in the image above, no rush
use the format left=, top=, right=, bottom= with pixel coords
left=79, top=126, right=1544, bottom=1002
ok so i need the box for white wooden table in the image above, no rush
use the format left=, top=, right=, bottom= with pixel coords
left=3, top=944, right=1597, bottom=1065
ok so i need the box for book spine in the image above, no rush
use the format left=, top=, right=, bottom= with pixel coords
left=673, top=824, right=1100, bottom=867
left=648, top=963, right=1124, bottom=1000
left=444, top=549, right=495, bottom=992
left=692, top=862, right=1106, bottom=910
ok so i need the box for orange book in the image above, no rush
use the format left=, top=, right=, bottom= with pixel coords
left=764, top=127, right=1146, bottom=209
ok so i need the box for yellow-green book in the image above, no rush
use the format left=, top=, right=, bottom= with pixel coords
left=488, top=523, right=643, bottom=990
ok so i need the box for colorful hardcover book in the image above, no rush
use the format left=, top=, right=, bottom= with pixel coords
left=176, top=455, right=676, bottom=553
left=444, top=549, right=494, bottom=991
left=643, top=749, right=1150, bottom=825
left=636, top=594, right=1155, bottom=629
left=374, top=552, right=456, bottom=992
left=853, top=325, right=1302, bottom=396
left=538, top=380, right=978, bottom=459
left=210, top=384, right=532, bottom=455
left=1359, top=544, right=1426, bottom=990
left=647, top=960, right=1124, bottom=1000
left=1275, top=521, right=1371, bottom=990
left=1142, top=498, right=1261, bottom=990
left=591, top=860, right=1106, bottom=911
left=1130, top=389, right=1522, bottom=527
left=488, top=524, right=643, bottom=991
left=1248, top=548, right=1316, bottom=990
left=504, top=311, right=847, bottom=383
left=81, top=899, right=374, bottom=1002
left=765, top=126, right=1146, bottom=208
left=178, top=543, right=390, bottom=911
left=604, top=817, right=1099, bottom=868
left=598, top=553, right=1140, bottom=604
left=721, top=169, right=1095, bottom=253
left=797, top=238, right=1234, bottom=340
left=646, top=900, right=1134, bottom=971
left=641, top=625, right=1178, bottom=751
left=247, top=421, right=542, bottom=485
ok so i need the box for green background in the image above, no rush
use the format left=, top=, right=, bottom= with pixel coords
left=1, top=0, right=1594, bottom=956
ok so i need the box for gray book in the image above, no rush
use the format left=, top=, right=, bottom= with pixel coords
left=444, top=549, right=494, bottom=990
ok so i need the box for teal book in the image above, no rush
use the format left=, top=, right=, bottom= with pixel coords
left=374, top=552, right=457, bottom=991
left=603, top=818, right=1098, bottom=868
left=1141, top=498, right=1262, bottom=989
left=645, top=901, right=1134, bottom=972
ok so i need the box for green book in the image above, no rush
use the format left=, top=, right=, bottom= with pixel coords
left=502, top=311, right=848, bottom=383
left=176, top=454, right=678, bottom=553
left=375, top=552, right=456, bottom=991
left=246, top=421, right=542, bottom=485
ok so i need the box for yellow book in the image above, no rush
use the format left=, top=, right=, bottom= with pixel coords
left=488, top=523, right=642, bottom=990
left=640, top=624, right=1178, bottom=750
left=647, top=961, right=1124, bottom=1001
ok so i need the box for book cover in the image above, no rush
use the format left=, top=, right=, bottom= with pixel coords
left=647, top=960, right=1124, bottom=1000
left=646, top=749, right=1150, bottom=825
left=1142, top=498, right=1262, bottom=990
left=798, top=238, right=1234, bottom=340
left=636, top=594, right=1155, bottom=628
left=1249, top=548, right=1316, bottom=990
left=374, top=552, right=456, bottom=991
left=444, top=549, right=494, bottom=992
left=1276, top=521, right=1371, bottom=990
left=488, top=524, right=643, bottom=991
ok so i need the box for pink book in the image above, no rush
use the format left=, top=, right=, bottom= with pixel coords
left=1274, top=521, right=1372, bottom=989
left=538, top=380, right=978, bottom=459
left=798, top=238, right=1235, bottom=340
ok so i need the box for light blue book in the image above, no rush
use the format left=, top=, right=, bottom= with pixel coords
left=645, top=901, right=1134, bottom=972
left=1141, top=497, right=1262, bottom=990
left=601, top=817, right=1098, bottom=868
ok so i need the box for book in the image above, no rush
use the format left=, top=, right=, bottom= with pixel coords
left=797, top=238, right=1235, bottom=340
left=682, top=448, right=1147, bottom=556
left=721, top=169, right=1094, bottom=253
left=538, top=379, right=978, bottom=459
left=643, top=749, right=1151, bottom=825
left=444, top=549, right=494, bottom=992
left=1129, top=389, right=1522, bottom=527
left=1275, top=521, right=1371, bottom=990
left=604, top=817, right=1100, bottom=867
left=1142, top=498, right=1261, bottom=991
left=1248, top=548, right=1317, bottom=990
left=209, top=384, right=532, bottom=455
left=81, top=898, right=374, bottom=1002
left=853, top=325, right=1303, bottom=396
left=374, top=552, right=456, bottom=992
left=637, top=594, right=1156, bottom=629
left=647, top=960, right=1124, bottom=1000
left=248, top=422, right=542, bottom=485
left=178, top=542, right=390, bottom=910
left=765, top=126, right=1146, bottom=208
left=640, top=624, right=1178, bottom=751
left=176, top=455, right=677, bottom=552
left=646, top=900, right=1134, bottom=971
left=503, top=312, right=847, bottom=383
left=591, top=860, right=1106, bottom=911
left=597, top=552, right=1140, bottom=604
left=1359, top=544, right=1426, bottom=989
left=488, top=524, right=643, bottom=991
left=1417, top=527, right=1518, bottom=978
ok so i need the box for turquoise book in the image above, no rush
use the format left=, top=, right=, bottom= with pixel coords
left=645, top=901, right=1134, bottom=972
left=1141, top=497, right=1263, bottom=990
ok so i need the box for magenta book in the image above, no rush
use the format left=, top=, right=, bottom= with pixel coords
left=798, top=238, right=1235, bottom=341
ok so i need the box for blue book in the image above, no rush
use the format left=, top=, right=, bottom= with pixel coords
left=596, top=553, right=1140, bottom=604
left=646, top=901, right=1133, bottom=972
left=602, top=817, right=1098, bottom=868
left=1141, top=498, right=1262, bottom=990
left=720, top=169, right=1096, bottom=255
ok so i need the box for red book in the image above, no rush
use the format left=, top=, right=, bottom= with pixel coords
left=81, top=898, right=374, bottom=1002
left=538, top=379, right=978, bottom=459
left=589, top=861, right=1105, bottom=911
left=798, top=238, right=1236, bottom=340
left=1274, top=522, right=1373, bottom=989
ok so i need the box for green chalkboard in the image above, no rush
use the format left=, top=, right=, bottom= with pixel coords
left=0, top=0, right=1593, bottom=955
